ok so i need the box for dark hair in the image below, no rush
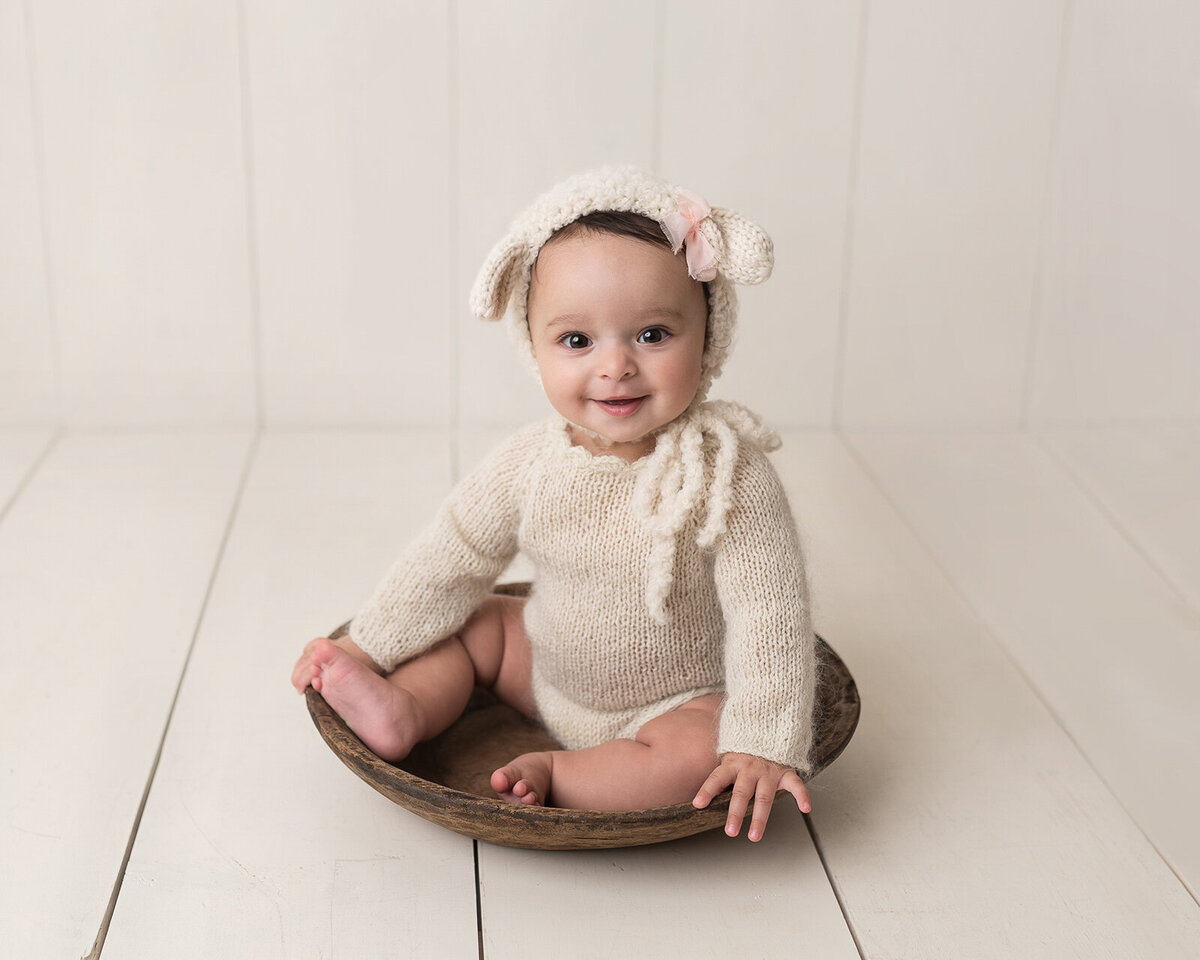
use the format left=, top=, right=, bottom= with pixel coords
left=546, top=210, right=673, bottom=250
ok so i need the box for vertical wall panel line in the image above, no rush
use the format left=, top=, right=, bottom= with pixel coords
left=236, top=0, right=266, bottom=430
left=651, top=0, right=665, bottom=175
left=832, top=0, right=870, bottom=430
left=1020, top=0, right=1075, bottom=430
left=22, top=0, right=63, bottom=427
left=449, top=0, right=462, bottom=480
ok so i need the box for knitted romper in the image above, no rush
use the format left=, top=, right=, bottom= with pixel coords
left=349, top=409, right=817, bottom=774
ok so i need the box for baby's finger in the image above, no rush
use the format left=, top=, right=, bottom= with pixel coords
left=725, top=771, right=755, bottom=838
left=782, top=770, right=812, bottom=814
left=746, top=780, right=778, bottom=842
left=692, top=766, right=734, bottom=809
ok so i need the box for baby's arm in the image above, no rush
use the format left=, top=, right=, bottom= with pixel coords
left=337, top=424, right=541, bottom=674
left=692, top=753, right=810, bottom=842
left=707, top=446, right=817, bottom=839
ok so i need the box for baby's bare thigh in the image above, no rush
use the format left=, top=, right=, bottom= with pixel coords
left=636, top=694, right=723, bottom=768
left=462, top=594, right=536, bottom=720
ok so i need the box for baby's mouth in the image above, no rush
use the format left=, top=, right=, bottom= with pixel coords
left=593, top=396, right=647, bottom=417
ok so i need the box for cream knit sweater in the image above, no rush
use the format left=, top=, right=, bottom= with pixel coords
left=350, top=412, right=816, bottom=774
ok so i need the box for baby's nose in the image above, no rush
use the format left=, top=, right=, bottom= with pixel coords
left=597, top=343, right=636, bottom=379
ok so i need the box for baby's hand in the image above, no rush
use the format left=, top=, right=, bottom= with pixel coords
left=692, top=752, right=811, bottom=842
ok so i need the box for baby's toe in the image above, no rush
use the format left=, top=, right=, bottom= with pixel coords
left=491, top=756, right=549, bottom=806
left=519, top=788, right=541, bottom=805
left=490, top=767, right=514, bottom=794
left=310, top=637, right=339, bottom=668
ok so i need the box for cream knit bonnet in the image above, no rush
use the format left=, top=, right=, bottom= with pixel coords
left=470, top=166, right=774, bottom=401
left=471, top=167, right=781, bottom=622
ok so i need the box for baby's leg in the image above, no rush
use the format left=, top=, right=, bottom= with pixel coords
left=491, top=694, right=721, bottom=809
left=300, top=595, right=534, bottom=764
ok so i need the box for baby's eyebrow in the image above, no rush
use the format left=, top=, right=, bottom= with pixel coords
left=545, top=314, right=590, bottom=331
left=543, top=307, right=685, bottom=331
left=637, top=307, right=685, bottom=320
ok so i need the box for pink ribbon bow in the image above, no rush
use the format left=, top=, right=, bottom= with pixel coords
left=662, top=187, right=718, bottom=282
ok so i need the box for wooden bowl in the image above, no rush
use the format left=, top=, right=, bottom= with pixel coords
left=306, top=583, right=860, bottom=850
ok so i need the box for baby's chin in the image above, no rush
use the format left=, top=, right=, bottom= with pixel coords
left=562, top=398, right=707, bottom=450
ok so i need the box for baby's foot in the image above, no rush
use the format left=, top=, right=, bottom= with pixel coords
left=310, top=638, right=420, bottom=763
left=490, top=752, right=554, bottom=806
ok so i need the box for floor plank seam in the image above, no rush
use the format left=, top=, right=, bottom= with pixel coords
left=835, top=428, right=1200, bottom=911
left=1024, top=429, right=1200, bottom=908
left=0, top=427, right=62, bottom=526
left=83, top=431, right=264, bottom=960
left=1030, top=428, right=1199, bottom=617
left=804, top=813, right=866, bottom=959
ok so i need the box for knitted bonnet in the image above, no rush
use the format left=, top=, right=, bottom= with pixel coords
left=470, top=167, right=780, bottom=622
left=469, top=166, right=774, bottom=401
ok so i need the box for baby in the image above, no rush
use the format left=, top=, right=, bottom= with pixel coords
left=292, top=168, right=816, bottom=842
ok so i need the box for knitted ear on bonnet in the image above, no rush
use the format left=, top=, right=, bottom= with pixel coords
left=468, top=166, right=774, bottom=401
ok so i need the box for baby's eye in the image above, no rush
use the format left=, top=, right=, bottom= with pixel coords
left=560, top=332, right=592, bottom=350
left=637, top=327, right=669, bottom=345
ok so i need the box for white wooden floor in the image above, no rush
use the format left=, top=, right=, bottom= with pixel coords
left=2, top=425, right=1199, bottom=960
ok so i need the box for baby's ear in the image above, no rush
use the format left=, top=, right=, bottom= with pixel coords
left=710, top=209, right=774, bottom=285
left=470, top=235, right=529, bottom=320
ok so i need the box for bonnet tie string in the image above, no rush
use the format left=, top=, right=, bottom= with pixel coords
left=633, top=401, right=780, bottom=623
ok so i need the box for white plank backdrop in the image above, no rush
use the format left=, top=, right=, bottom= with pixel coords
left=838, top=1, right=1065, bottom=426
left=246, top=2, right=455, bottom=428
left=2, top=0, right=1200, bottom=957
left=1028, top=0, right=1200, bottom=424
left=0, top=3, right=57, bottom=424
left=5, top=0, right=1199, bottom=429
left=27, top=1, right=257, bottom=427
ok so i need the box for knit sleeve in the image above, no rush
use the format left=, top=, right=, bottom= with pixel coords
left=713, top=445, right=816, bottom=775
left=347, top=424, right=541, bottom=672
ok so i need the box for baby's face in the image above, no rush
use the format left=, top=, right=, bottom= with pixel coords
left=528, top=230, right=707, bottom=462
